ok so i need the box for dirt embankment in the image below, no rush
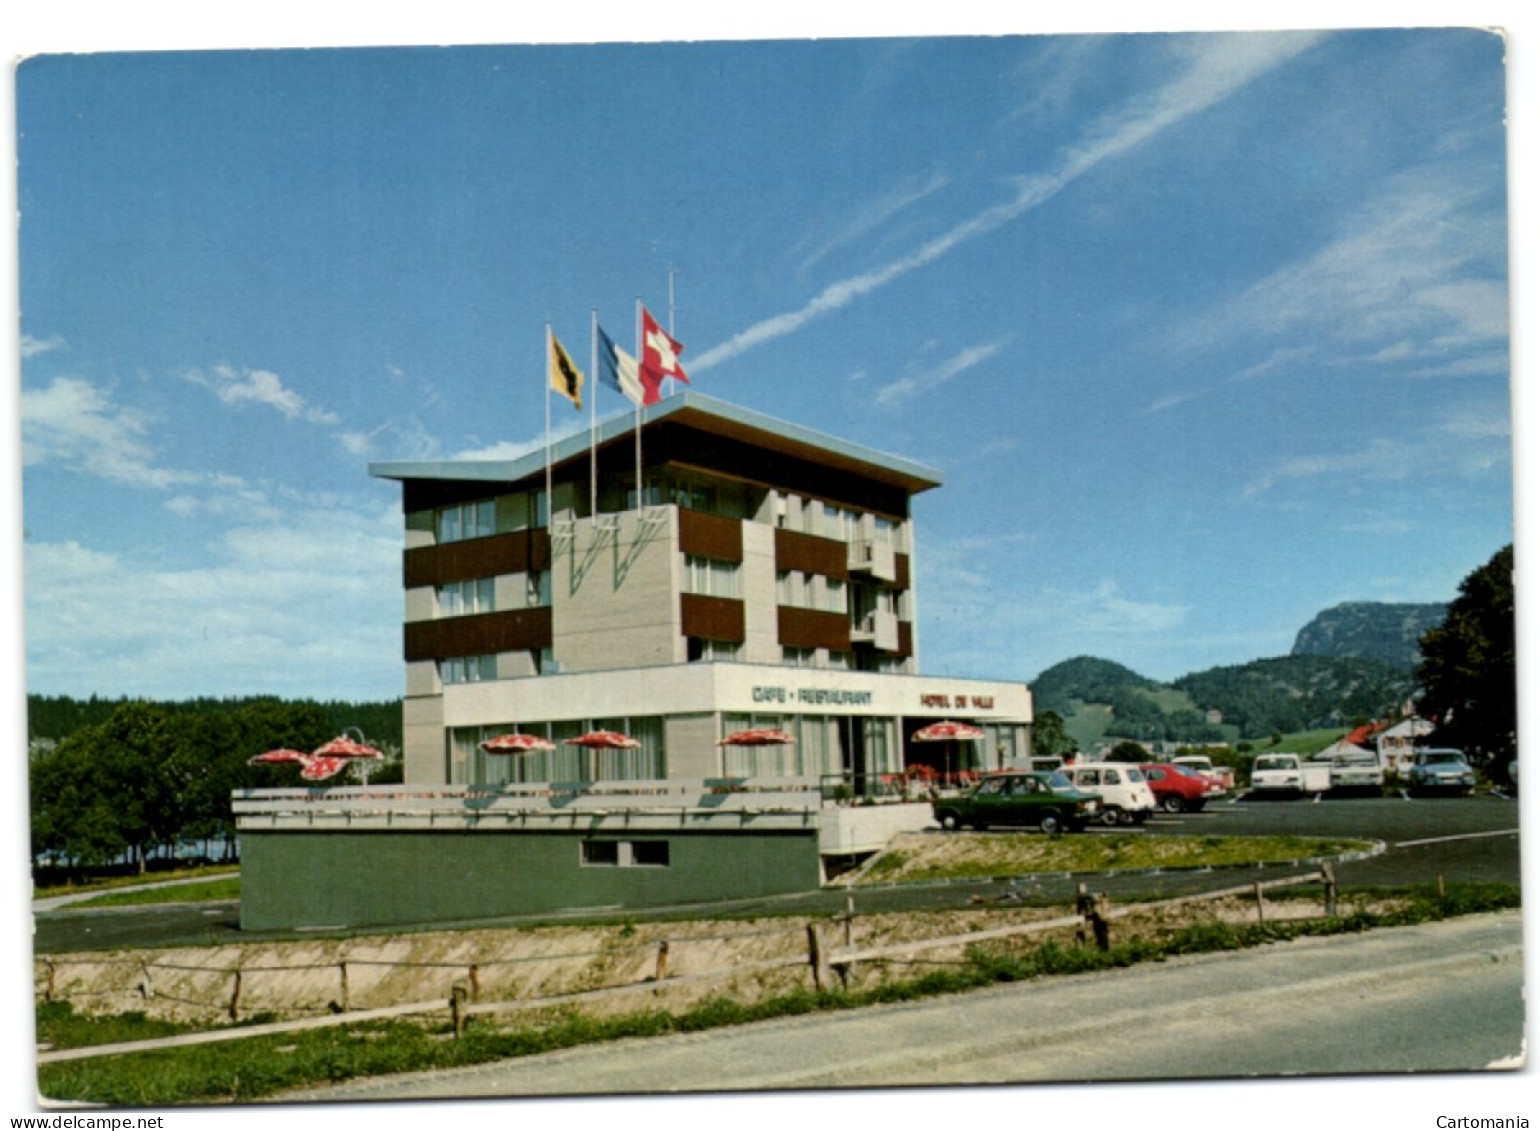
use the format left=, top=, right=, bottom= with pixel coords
left=36, top=891, right=1348, bottom=1027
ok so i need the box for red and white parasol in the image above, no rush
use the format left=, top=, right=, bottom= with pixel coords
left=313, top=735, right=383, bottom=760
left=563, top=730, right=641, bottom=749
left=717, top=728, right=796, bottom=747
left=910, top=721, right=986, bottom=742
left=480, top=733, right=557, bottom=753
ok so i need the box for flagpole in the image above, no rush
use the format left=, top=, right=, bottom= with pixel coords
left=666, top=268, right=677, bottom=397
left=634, top=295, right=643, bottom=515
left=589, top=308, right=599, bottom=520
left=543, top=322, right=553, bottom=526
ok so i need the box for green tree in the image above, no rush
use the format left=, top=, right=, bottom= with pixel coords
left=1417, top=544, right=1516, bottom=780
left=1031, top=710, right=1076, bottom=758
left=1106, top=740, right=1149, bottom=763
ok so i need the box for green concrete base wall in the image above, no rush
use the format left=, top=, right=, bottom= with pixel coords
left=239, top=828, right=821, bottom=931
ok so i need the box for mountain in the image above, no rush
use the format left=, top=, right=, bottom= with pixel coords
left=1290, top=601, right=1447, bottom=670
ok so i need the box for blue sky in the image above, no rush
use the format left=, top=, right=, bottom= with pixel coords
left=14, top=25, right=1516, bottom=699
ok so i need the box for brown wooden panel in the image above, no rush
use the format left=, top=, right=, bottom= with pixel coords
left=678, top=508, right=744, bottom=563
left=680, top=594, right=746, bottom=642
left=773, top=528, right=850, bottom=580
left=404, top=529, right=552, bottom=588
left=894, top=552, right=911, bottom=591
left=897, top=620, right=914, bottom=659
left=777, top=606, right=852, bottom=651
left=404, top=607, right=553, bottom=662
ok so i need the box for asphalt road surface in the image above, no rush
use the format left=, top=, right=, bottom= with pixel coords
left=282, top=908, right=1524, bottom=1101
left=32, top=794, right=1521, bottom=953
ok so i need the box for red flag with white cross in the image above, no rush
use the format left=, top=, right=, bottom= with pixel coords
left=639, top=304, right=690, bottom=405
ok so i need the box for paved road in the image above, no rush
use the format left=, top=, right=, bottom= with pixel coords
left=31, top=795, right=1521, bottom=953
left=283, top=909, right=1524, bottom=1101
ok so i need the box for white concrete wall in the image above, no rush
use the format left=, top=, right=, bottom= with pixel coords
left=665, top=712, right=720, bottom=779
left=740, top=521, right=780, bottom=664
left=403, top=694, right=446, bottom=783
left=553, top=509, right=681, bottom=673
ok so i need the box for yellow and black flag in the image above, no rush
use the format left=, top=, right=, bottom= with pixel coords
left=548, top=329, right=585, bottom=410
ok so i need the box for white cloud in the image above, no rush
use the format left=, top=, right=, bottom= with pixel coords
left=693, top=32, right=1322, bottom=373
left=20, top=333, right=66, bottom=359
left=186, top=364, right=341, bottom=425
left=23, top=502, right=404, bottom=699
left=875, top=340, right=1010, bottom=406
left=21, top=376, right=199, bottom=489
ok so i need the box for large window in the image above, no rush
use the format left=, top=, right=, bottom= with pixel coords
left=684, top=555, right=740, bottom=598
left=721, top=713, right=802, bottom=777
left=453, top=717, right=666, bottom=785
left=436, top=499, right=496, bottom=544
left=440, top=654, right=496, bottom=685
left=438, top=577, right=494, bottom=618
left=581, top=840, right=670, bottom=868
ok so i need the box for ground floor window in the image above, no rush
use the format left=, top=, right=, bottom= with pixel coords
left=581, top=840, right=671, bottom=867
left=452, top=716, right=667, bottom=785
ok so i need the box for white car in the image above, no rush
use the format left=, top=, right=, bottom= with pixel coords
left=1066, top=762, right=1157, bottom=826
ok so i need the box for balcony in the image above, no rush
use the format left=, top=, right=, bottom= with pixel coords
left=847, top=538, right=897, bottom=583
left=850, top=608, right=900, bottom=651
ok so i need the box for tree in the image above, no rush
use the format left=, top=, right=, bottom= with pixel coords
left=1106, top=740, right=1149, bottom=763
left=1031, top=710, right=1076, bottom=759
left=1417, top=545, right=1516, bottom=781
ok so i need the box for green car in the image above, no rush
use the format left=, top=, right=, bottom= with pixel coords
left=932, top=771, right=1100, bottom=834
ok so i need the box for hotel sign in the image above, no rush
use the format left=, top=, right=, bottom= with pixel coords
left=920, top=693, right=995, bottom=710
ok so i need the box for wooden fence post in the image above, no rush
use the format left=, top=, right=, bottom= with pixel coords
left=1253, top=882, right=1267, bottom=924
left=139, top=961, right=154, bottom=1002
left=450, top=983, right=469, bottom=1038
left=1091, top=893, right=1111, bottom=951
left=653, top=940, right=670, bottom=983
left=43, top=959, right=55, bottom=1003
left=844, top=890, right=856, bottom=948
left=806, top=923, right=833, bottom=991
left=469, top=963, right=481, bottom=1002
left=1321, top=863, right=1338, bottom=918
left=339, top=961, right=350, bottom=1013
left=228, top=970, right=243, bottom=1022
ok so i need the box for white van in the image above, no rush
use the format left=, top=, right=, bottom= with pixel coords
left=1066, top=762, right=1157, bottom=826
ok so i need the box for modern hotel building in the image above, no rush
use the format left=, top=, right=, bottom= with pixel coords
left=369, top=391, right=1033, bottom=793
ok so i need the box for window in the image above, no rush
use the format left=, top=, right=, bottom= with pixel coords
left=440, top=654, right=496, bottom=684
left=684, top=555, right=740, bottom=598
left=438, top=577, right=494, bottom=618
left=688, top=637, right=741, bottom=662
left=526, top=570, right=551, bottom=608
left=782, top=646, right=816, bottom=668
left=824, top=578, right=847, bottom=614
left=437, top=500, right=496, bottom=544
left=581, top=840, right=670, bottom=868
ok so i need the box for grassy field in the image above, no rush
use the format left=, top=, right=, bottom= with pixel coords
left=858, top=832, right=1369, bottom=885
left=34, top=864, right=240, bottom=901
left=70, top=877, right=243, bottom=907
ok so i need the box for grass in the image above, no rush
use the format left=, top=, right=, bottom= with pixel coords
left=35, top=881, right=1520, bottom=1106
left=70, top=877, right=242, bottom=908
left=858, top=833, right=1370, bottom=884
left=34, top=865, right=240, bottom=901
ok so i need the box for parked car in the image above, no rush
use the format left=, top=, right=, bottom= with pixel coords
left=933, top=771, right=1099, bottom=834
left=1329, top=750, right=1386, bottom=796
left=1139, top=763, right=1212, bottom=813
left=1408, top=748, right=1476, bottom=796
left=1249, top=752, right=1332, bottom=797
left=1172, top=754, right=1235, bottom=792
left=1066, top=762, right=1157, bottom=826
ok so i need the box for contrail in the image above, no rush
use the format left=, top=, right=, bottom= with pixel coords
left=692, top=32, right=1323, bottom=374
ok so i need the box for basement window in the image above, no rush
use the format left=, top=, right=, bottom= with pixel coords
left=580, top=840, right=670, bottom=868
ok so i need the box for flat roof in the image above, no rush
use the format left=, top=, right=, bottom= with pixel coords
left=369, top=390, right=943, bottom=494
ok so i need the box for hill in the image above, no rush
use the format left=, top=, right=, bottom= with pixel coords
left=1290, top=601, right=1447, bottom=670
left=1032, top=652, right=1416, bottom=746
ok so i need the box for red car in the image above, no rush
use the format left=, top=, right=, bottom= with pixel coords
left=1139, top=763, right=1213, bottom=813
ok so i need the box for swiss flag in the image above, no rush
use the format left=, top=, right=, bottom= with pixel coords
left=639, top=304, right=690, bottom=405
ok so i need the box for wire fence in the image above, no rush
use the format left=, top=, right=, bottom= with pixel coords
left=37, top=867, right=1337, bottom=1065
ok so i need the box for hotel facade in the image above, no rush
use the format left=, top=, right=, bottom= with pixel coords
left=234, top=393, right=1033, bottom=929
left=370, top=391, right=1034, bottom=793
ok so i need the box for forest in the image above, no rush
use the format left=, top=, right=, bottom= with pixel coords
left=27, top=696, right=402, bottom=872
